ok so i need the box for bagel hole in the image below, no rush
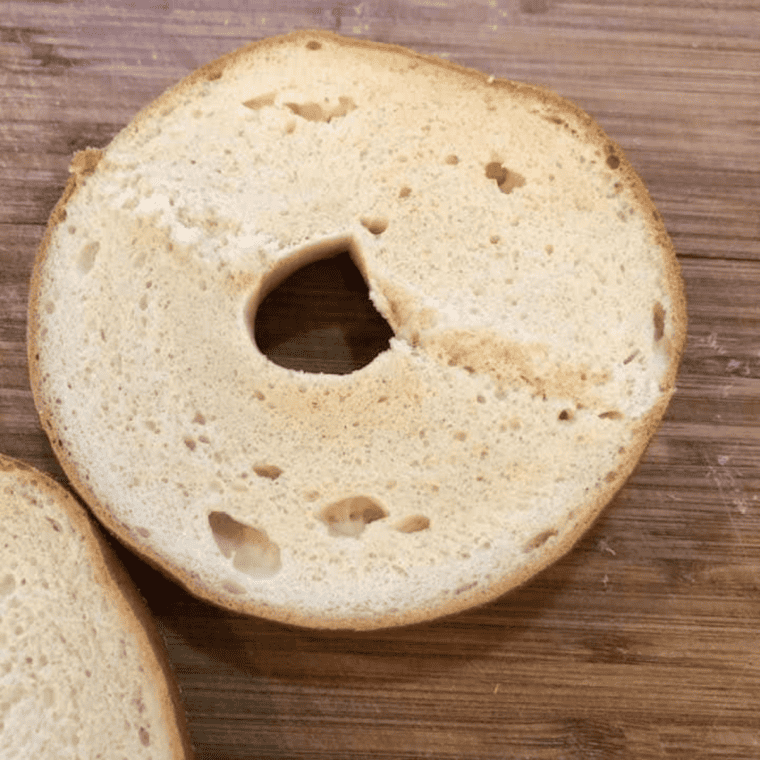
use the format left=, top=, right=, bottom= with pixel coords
left=318, top=496, right=388, bottom=538
left=252, top=243, right=394, bottom=374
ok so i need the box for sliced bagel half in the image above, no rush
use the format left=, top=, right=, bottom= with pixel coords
left=28, top=30, right=686, bottom=630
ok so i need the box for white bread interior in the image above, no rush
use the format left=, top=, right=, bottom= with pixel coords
left=28, top=30, right=687, bottom=630
left=0, top=455, right=192, bottom=758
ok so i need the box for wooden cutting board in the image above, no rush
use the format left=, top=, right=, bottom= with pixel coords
left=1, top=2, right=759, bottom=758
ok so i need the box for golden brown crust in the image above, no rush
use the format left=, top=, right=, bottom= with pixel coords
left=27, top=30, right=687, bottom=631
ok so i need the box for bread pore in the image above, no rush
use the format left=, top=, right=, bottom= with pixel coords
left=28, top=30, right=686, bottom=630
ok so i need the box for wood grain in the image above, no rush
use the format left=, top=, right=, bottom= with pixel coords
left=1, top=2, right=759, bottom=758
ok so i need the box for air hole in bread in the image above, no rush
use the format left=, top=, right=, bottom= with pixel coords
left=360, top=216, right=389, bottom=235
left=139, top=727, right=150, bottom=747
left=445, top=154, right=459, bottom=165
left=45, top=517, right=62, bottom=532
left=78, top=241, right=99, bottom=274
left=253, top=464, right=283, bottom=480
left=558, top=409, right=573, bottom=421
left=285, top=96, right=357, bottom=123
left=242, top=92, right=277, bottom=110
left=252, top=244, right=394, bottom=375
left=208, top=511, right=282, bottom=578
left=318, top=496, right=388, bottom=538
left=485, top=161, right=507, bottom=184
left=306, top=40, right=322, bottom=50
left=623, top=349, right=639, bottom=365
left=485, top=162, right=526, bottom=194
left=598, top=410, right=623, bottom=420
left=285, top=101, right=324, bottom=121
left=222, top=580, right=246, bottom=595
left=396, top=515, right=431, bottom=533
left=523, top=528, right=558, bottom=552
left=653, top=302, right=666, bottom=342
left=399, top=186, right=412, bottom=198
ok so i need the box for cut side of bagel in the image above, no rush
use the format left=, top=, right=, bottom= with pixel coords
left=0, top=455, right=193, bottom=758
left=28, top=30, right=687, bottom=630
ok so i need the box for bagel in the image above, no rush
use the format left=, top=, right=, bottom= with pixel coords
left=28, top=30, right=686, bottom=630
left=0, top=454, right=192, bottom=758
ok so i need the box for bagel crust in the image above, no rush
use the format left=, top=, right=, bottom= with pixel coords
left=29, top=30, right=686, bottom=630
